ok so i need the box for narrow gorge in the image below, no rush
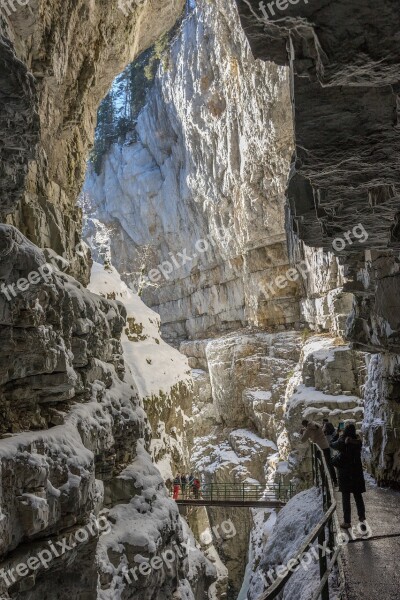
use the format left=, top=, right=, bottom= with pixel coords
left=1, top=1, right=399, bottom=600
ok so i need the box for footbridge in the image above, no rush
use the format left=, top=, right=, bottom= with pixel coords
left=174, top=482, right=296, bottom=508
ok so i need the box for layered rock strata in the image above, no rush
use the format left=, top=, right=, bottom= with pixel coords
left=235, top=0, right=400, bottom=485
left=0, top=238, right=211, bottom=598
left=83, top=0, right=297, bottom=343
left=181, top=330, right=365, bottom=595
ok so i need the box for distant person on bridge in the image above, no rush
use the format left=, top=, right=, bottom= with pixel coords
left=192, top=477, right=201, bottom=499
left=301, top=419, right=338, bottom=486
left=173, top=475, right=181, bottom=500
left=188, top=473, right=195, bottom=497
left=180, top=474, right=188, bottom=497
left=330, top=423, right=367, bottom=530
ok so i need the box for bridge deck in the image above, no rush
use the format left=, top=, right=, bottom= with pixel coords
left=176, top=499, right=285, bottom=508
left=171, top=482, right=295, bottom=508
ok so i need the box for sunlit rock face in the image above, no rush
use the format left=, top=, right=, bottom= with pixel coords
left=182, top=331, right=302, bottom=431
left=283, top=336, right=366, bottom=481
left=181, top=330, right=367, bottom=596
left=83, top=0, right=297, bottom=344
left=0, top=0, right=185, bottom=283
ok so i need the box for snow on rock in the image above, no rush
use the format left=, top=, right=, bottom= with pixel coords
left=89, top=262, right=193, bottom=476
left=190, top=426, right=280, bottom=595
left=89, top=262, right=191, bottom=399
left=96, top=444, right=216, bottom=600
left=83, top=0, right=296, bottom=346
left=0, top=269, right=149, bottom=561
left=247, top=488, right=326, bottom=600
left=284, top=336, right=366, bottom=471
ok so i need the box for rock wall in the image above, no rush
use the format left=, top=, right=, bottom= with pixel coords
left=235, top=0, right=400, bottom=485
left=1, top=0, right=185, bottom=283
left=0, top=233, right=214, bottom=600
left=83, top=0, right=297, bottom=344
left=0, top=0, right=218, bottom=597
left=88, top=262, right=194, bottom=481
left=180, top=330, right=365, bottom=596
left=80, top=0, right=400, bottom=592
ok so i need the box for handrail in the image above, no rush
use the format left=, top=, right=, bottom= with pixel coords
left=172, top=482, right=296, bottom=503
left=258, top=443, right=346, bottom=600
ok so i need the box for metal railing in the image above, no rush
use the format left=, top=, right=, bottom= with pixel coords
left=172, top=481, right=296, bottom=503
left=258, top=443, right=346, bottom=600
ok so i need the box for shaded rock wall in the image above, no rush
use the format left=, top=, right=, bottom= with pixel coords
left=1, top=0, right=185, bottom=283
left=234, top=0, right=400, bottom=349
left=235, top=0, right=400, bottom=485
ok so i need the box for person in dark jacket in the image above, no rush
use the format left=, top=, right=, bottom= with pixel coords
left=180, top=474, right=188, bottom=498
left=331, top=424, right=366, bottom=529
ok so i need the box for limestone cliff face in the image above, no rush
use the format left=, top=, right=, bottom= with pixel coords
left=180, top=330, right=366, bottom=597
left=0, top=1, right=217, bottom=598
left=1, top=0, right=185, bottom=283
left=83, top=0, right=297, bottom=344
left=81, top=0, right=392, bottom=592
left=235, top=0, right=400, bottom=486
left=0, top=233, right=214, bottom=600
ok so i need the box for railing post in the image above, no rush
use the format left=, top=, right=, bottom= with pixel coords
left=318, top=528, right=330, bottom=600
left=312, top=443, right=315, bottom=485
left=315, top=446, right=320, bottom=487
left=321, top=465, right=326, bottom=511
left=243, top=483, right=245, bottom=502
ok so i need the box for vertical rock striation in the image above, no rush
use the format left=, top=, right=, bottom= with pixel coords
left=0, top=1, right=217, bottom=598
left=83, top=0, right=297, bottom=344
left=235, top=0, right=400, bottom=486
